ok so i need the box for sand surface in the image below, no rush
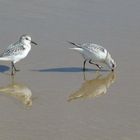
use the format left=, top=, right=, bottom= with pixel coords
left=0, top=0, right=139, bottom=140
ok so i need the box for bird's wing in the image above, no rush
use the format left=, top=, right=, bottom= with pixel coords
left=81, top=43, right=106, bottom=54
left=0, top=42, right=25, bottom=57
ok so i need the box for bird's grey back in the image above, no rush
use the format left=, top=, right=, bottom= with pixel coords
left=81, top=43, right=106, bottom=53
left=0, top=42, right=25, bottom=57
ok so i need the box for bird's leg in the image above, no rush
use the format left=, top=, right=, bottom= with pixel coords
left=12, top=62, right=20, bottom=72
left=83, top=59, right=87, bottom=71
left=11, top=62, right=14, bottom=75
left=82, top=70, right=86, bottom=80
left=89, top=60, right=102, bottom=70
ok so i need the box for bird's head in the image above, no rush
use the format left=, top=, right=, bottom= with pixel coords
left=19, top=35, right=37, bottom=46
left=105, top=53, right=116, bottom=71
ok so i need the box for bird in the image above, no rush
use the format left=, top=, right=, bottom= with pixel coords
left=68, top=41, right=116, bottom=71
left=0, top=34, right=37, bottom=75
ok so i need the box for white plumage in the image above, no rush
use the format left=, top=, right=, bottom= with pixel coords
left=68, top=41, right=116, bottom=71
left=0, top=35, right=37, bottom=75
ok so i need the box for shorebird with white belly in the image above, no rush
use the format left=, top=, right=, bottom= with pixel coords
left=0, top=35, right=37, bottom=75
left=68, top=41, right=116, bottom=71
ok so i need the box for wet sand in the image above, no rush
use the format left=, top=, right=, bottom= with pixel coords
left=0, top=0, right=140, bottom=139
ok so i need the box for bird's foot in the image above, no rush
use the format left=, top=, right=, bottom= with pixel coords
left=83, top=68, right=86, bottom=71
left=15, top=69, right=20, bottom=72
left=11, top=69, right=20, bottom=75
left=11, top=71, right=15, bottom=76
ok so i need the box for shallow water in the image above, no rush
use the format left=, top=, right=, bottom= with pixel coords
left=0, top=0, right=140, bottom=140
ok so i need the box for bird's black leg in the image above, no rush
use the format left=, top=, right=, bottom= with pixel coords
left=83, top=59, right=87, bottom=71
left=89, top=60, right=102, bottom=70
left=11, top=62, right=14, bottom=75
left=12, top=62, right=20, bottom=72
left=11, top=62, right=20, bottom=74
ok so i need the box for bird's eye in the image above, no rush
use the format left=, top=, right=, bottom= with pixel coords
left=25, top=37, right=29, bottom=40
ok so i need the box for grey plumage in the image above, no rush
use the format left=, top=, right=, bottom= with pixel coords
left=0, top=42, right=25, bottom=58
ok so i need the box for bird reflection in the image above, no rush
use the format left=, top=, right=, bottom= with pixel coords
left=68, top=72, right=116, bottom=101
left=0, top=77, right=32, bottom=106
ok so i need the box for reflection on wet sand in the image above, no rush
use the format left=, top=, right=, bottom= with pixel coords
left=68, top=72, right=116, bottom=101
left=0, top=78, right=32, bottom=106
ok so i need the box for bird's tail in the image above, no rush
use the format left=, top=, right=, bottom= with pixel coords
left=67, top=41, right=81, bottom=48
left=67, top=41, right=83, bottom=52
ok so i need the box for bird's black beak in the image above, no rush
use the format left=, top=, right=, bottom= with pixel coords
left=31, top=41, right=38, bottom=45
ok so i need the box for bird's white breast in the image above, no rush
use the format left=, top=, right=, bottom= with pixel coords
left=13, top=44, right=31, bottom=63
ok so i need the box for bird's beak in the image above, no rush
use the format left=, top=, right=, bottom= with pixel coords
left=31, top=41, right=38, bottom=45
